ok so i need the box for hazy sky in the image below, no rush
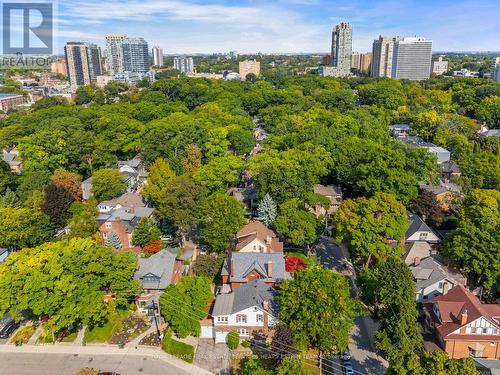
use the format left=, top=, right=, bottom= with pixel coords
left=49, top=0, right=500, bottom=53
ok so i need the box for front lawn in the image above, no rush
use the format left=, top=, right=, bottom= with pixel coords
left=161, top=329, right=195, bottom=363
left=109, top=313, right=150, bottom=344
left=84, top=309, right=130, bottom=343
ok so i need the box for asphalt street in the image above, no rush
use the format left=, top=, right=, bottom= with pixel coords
left=0, top=352, right=192, bottom=375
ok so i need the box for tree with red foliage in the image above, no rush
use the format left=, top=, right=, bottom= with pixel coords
left=285, top=256, right=306, bottom=272
left=143, top=240, right=162, bottom=255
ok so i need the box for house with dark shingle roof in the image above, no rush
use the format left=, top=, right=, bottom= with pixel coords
left=423, top=285, right=500, bottom=359
left=134, top=249, right=183, bottom=313
left=441, top=161, right=462, bottom=182
left=406, top=212, right=441, bottom=244
left=201, top=279, right=277, bottom=343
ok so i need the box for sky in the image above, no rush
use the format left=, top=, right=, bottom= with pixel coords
left=6, top=0, right=500, bottom=54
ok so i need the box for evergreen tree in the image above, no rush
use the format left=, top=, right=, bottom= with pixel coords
left=0, top=188, right=20, bottom=208
left=105, top=231, right=122, bottom=249
left=258, top=193, right=277, bottom=227
left=132, top=217, right=161, bottom=247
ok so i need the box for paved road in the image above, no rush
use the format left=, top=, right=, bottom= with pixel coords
left=0, top=352, right=192, bottom=375
left=314, top=236, right=388, bottom=375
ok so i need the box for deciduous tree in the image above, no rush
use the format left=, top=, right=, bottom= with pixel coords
left=91, top=169, right=126, bottom=202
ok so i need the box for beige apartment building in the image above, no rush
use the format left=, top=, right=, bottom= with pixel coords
left=50, top=59, right=67, bottom=76
left=239, top=60, right=260, bottom=80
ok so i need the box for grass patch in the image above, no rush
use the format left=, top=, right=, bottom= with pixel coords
left=84, top=309, right=130, bottom=343
left=161, top=329, right=195, bottom=363
left=61, top=330, right=78, bottom=342
left=11, top=325, right=35, bottom=344
left=301, top=349, right=321, bottom=375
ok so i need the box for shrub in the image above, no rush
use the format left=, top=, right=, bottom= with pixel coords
left=242, top=340, right=251, bottom=348
left=285, top=256, right=306, bottom=272
left=161, top=329, right=195, bottom=363
left=227, top=331, right=239, bottom=349
left=143, top=240, right=162, bottom=255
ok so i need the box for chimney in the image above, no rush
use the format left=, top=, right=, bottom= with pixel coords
left=230, top=258, right=234, bottom=277
left=267, top=261, right=273, bottom=277
left=460, top=309, right=468, bottom=325
left=265, top=236, right=272, bottom=246
left=262, top=301, right=269, bottom=312
left=413, top=257, right=421, bottom=266
left=422, top=214, right=426, bottom=223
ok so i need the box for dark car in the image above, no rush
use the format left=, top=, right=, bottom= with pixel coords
left=340, top=347, right=351, bottom=361
left=98, top=372, right=122, bottom=375
left=0, top=320, right=18, bottom=339
left=342, top=360, right=354, bottom=375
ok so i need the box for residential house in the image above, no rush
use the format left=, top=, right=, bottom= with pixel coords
left=474, top=359, right=500, bottom=375
left=419, top=183, right=462, bottom=212
left=2, top=148, right=22, bottom=174
left=409, top=256, right=466, bottom=302
left=396, top=136, right=451, bottom=164
left=403, top=241, right=433, bottom=265
left=389, top=124, right=412, bottom=138
left=235, top=221, right=283, bottom=253
left=423, top=285, right=500, bottom=359
left=406, top=212, right=441, bottom=244
left=201, top=279, right=277, bottom=344
left=311, top=184, right=343, bottom=216
left=478, top=125, right=500, bottom=139
left=97, top=192, right=154, bottom=250
left=134, top=249, right=183, bottom=313
left=228, top=185, right=259, bottom=217
left=441, top=161, right=462, bottom=183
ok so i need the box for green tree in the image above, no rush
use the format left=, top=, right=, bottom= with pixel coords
left=475, top=96, right=500, bottom=128
left=241, top=355, right=272, bottom=375
left=0, top=238, right=140, bottom=341
left=159, top=276, right=212, bottom=338
left=278, top=266, right=357, bottom=353
left=200, top=193, right=246, bottom=252
left=181, top=144, right=202, bottom=175
left=335, top=192, right=408, bottom=267
left=66, top=198, right=99, bottom=239
left=0, top=188, right=20, bottom=208
left=191, top=254, right=225, bottom=281
left=276, top=356, right=303, bottom=375
left=142, top=158, right=176, bottom=206
left=105, top=231, right=122, bottom=249
left=193, top=155, right=245, bottom=194
left=132, top=218, right=161, bottom=247
left=274, top=199, right=319, bottom=247
left=257, top=193, right=277, bottom=227
left=413, top=190, right=446, bottom=228
left=0, top=207, right=53, bottom=249
left=227, top=331, right=239, bottom=349
left=91, top=169, right=126, bottom=202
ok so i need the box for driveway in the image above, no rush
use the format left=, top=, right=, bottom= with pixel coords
left=314, top=236, right=388, bottom=375
left=194, top=339, right=230, bottom=375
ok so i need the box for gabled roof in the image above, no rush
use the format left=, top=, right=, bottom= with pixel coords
left=235, top=221, right=283, bottom=252
left=134, top=249, right=178, bottom=290
left=403, top=241, right=432, bottom=265
left=100, top=192, right=145, bottom=210
left=221, top=252, right=290, bottom=283
left=212, top=279, right=277, bottom=317
left=405, top=212, right=440, bottom=242
left=424, top=285, right=500, bottom=339
left=314, top=184, right=342, bottom=197
left=409, top=257, right=464, bottom=291
left=441, top=161, right=462, bottom=174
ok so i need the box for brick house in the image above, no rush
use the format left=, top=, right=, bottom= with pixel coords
left=201, top=279, right=277, bottom=344
left=97, top=193, right=154, bottom=250
left=423, top=285, right=500, bottom=359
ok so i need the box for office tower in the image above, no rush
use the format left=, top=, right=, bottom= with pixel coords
left=371, top=36, right=400, bottom=77
left=330, top=22, right=352, bottom=76
left=122, top=37, right=150, bottom=73
left=152, top=46, right=164, bottom=67
left=391, top=37, right=432, bottom=81
left=492, top=57, right=500, bottom=82
left=432, top=56, right=449, bottom=75
left=64, top=42, right=103, bottom=86
left=173, top=56, right=194, bottom=74
left=239, top=60, right=261, bottom=80
left=105, top=34, right=127, bottom=75
left=50, top=59, right=67, bottom=76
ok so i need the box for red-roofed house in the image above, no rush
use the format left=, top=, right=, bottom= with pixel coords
left=423, top=285, right=500, bottom=359
left=234, top=221, right=283, bottom=253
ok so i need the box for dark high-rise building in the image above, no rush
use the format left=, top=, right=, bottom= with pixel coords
left=64, top=42, right=102, bottom=86
left=122, top=37, right=150, bottom=73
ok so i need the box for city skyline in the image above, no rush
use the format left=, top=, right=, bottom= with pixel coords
left=49, top=0, right=499, bottom=54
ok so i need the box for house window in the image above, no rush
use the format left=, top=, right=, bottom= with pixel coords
left=469, top=348, right=483, bottom=358
left=492, top=329, right=498, bottom=334
left=105, top=222, right=112, bottom=229
left=237, top=328, right=249, bottom=335
left=102, top=232, right=108, bottom=239
left=438, top=282, right=443, bottom=289
left=217, top=316, right=228, bottom=324
left=482, top=328, right=488, bottom=334
left=236, top=314, right=247, bottom=323
left=256, top=314, right=263, bottom=323
left=471, top=328, right=477, bottom=334
left=419, top=232, right=428, bottom=240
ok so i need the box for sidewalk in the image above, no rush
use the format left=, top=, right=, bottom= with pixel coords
left=0, top=343, right=213, bottom=375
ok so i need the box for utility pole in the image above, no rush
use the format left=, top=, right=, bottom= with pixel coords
left=151, top=299, right=161, bottom=340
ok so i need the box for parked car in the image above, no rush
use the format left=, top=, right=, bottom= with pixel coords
left=340, top=347, right=351, bottom=361
left=0, top=320, right=18, bottom=339
left=342, top=361, right=354, bottom=375
left=160, top=235, right=173, bottom=242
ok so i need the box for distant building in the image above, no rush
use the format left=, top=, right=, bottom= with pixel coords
left=105, top=34, right=127, bottom=75
left=152, top=46, right=164, bottom=67
left=351, top=52, right=372, bottom=73
left=239, top=60, right=261, bottom=80
left=391, top=37, right=432, bottom=81
left=432, top=56, right=449, bottom=75
left=96, top=75, right=115, bottom=88
left=453, top=68, right=480, bottom=78
left=65, top=42, right=103, bottom=86
left=173, top=56, right=194, bottom=74
left=321, top=22, right=352, bottom=77
left=0, top=93, right=24, bottom=112
left=122, top=37, right=150, bottom=73
left=50, top=59, right=67, bottom=76
left=371, top=36, right=400, bottom=77
left=2, top=147, right=22, bottom=173
left=491, top=56, right=500, bottom=82
left=322, top=54, right=331, bottom=65
left=311, top=184, right=343, bottom=216
left=389, top=124, right=412, bottom=138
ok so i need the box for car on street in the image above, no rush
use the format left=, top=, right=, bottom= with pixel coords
left=340, top=347, right=351, bottom=361
left=342, top=360, right=354, bottom=375
left=0, top=320, right=18, bottom=339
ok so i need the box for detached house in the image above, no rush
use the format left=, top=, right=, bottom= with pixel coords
left=134, top=249, right=183, bottom=314
left=202, top=279, right=277, bottom=344
left=311, top=184, right=343, bottom=216
left=235, top=221, right=283, bottom=253
left=406, top=212, right=441, bottom=244
left=2, top=148, right=22, bottom=174
left=424, top=285, right=500, bottom=359
left=97, top=192, right=154, bottom=250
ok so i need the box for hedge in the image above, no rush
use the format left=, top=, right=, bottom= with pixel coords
left=227, top=331, right=240, bottom=349
left=161, top=329, right=195, bottom=363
